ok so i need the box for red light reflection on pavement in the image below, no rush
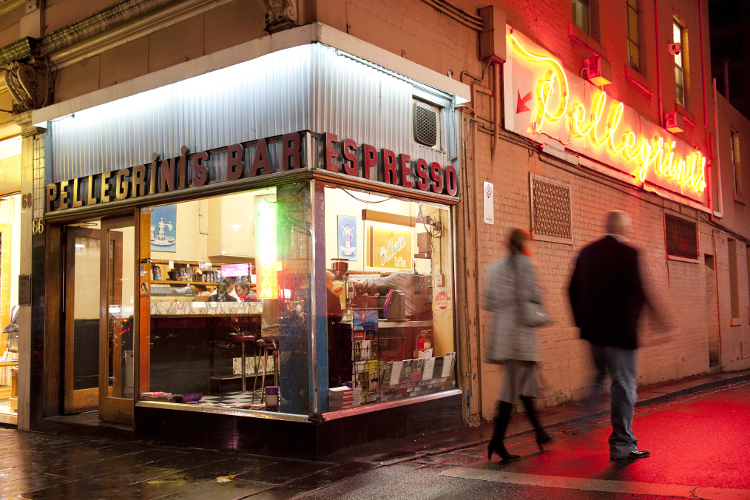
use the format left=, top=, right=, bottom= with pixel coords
left=486, top=383, right=750, bottom=490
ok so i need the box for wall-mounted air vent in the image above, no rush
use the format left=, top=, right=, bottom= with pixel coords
left=529, top=173, right=573, bottom=245
left=665, top=213, right=698, bottom=260
left=413, top=100, right=439, bottom=149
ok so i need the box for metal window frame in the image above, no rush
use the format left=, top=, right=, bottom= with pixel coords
left=572, top=0, right=592, bottom=36
left=730, top=128, right=740, bottom=194
left=529, top=173, right=574, bottom=246
left=673, top=19, right=685, bottom=107
left=626, top=0, right=640, bottom=71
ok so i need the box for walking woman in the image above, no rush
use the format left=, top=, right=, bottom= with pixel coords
left=482, top=228, right=551, bottom=462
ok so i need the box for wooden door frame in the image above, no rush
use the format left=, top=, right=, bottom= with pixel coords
left=98, top=217, right=132, bottom=425
left=63, top=227, right=101, bottom=414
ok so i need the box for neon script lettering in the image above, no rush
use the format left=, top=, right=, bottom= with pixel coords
left=509, top=34, right=706, bottom=194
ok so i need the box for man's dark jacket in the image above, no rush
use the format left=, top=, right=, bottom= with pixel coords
left=568, top=236, right=646, bottom=349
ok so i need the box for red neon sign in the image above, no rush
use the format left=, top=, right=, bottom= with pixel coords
left=506, top=31, right=706, bottom=201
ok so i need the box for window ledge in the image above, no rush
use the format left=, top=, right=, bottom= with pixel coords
left=733, top=192, right=746, bottom=205
left=568, top=23, right=604, bottom=58
left=674, top=103, right=697, bottom=127
left=730, top=317, right=742, bottom=326
left=624, top=65, right=654, bottom=96
left=667, top=255, right=699, bottom=264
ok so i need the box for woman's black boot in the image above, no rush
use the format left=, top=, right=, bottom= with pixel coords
left=520, top=396, right=552, bottom=451
left=488, top=401, right=521, bottom=462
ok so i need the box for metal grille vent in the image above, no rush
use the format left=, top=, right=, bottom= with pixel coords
left=413, top=101, right=437, bottom=147
left=665, top=214, right=698, bottom=259
left=530, top=174, right=573, bottom=244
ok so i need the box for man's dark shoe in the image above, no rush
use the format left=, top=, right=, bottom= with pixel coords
left=611, top=449, right=650, bottom=460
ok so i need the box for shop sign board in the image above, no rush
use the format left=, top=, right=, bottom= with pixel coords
left=320, top=133, right=459, bottom=197
left=45, top=132, right=459, bottom=214
left=504, top=27, right=707, bottom=204
left=365, top=223, right=412, bottom=271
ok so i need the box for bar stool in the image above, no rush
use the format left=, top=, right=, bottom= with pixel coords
left=256, top=338, right=280, bottom=403
left=231, top=333, right=255, bottom=393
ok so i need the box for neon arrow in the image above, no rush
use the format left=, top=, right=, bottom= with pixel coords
left=516, top=90, right=533, bottom=114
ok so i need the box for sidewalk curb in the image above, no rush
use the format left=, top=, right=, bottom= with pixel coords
left=387, top=372, right=750, bottom=465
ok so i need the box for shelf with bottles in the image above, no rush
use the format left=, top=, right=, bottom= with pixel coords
left=150, top=259, right=255, bottom=287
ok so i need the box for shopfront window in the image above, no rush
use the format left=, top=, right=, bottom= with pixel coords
left=143, top=183, right=312, bottom=414
left=0, top=194, right=21, bottom=420
left=324, top=186, right=456, bottom=411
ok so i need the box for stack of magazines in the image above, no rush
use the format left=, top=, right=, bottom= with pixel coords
left=329, top=386, right=362, bottom=411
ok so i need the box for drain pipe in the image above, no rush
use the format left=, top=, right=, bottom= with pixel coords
left=459, top=109, right=475, bottom=425
left=654, top=0, right=664, bottom=127
left=472, top=115, right=485, bottom=422
left=713, top=78, right=724, bottom=218
left=711, top=230, right=723, bottom=366
left=491, top=62, right=500, bottom=160
left=699, top=0, right=709, bottom=129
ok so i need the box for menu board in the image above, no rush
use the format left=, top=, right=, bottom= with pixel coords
left=365, top=223, right=412, bottom=271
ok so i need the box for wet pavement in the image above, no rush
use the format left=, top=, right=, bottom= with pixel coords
left=302, top=381, right=750, bottom=500
left=2, top=372, right=750, bottom=499
left=0, top=431, right=377, bottom=499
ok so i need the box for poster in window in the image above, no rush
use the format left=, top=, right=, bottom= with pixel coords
left=151, top=204, right=177, bottom=252
left=365, top=223, right=412, bottom=271
left=337, top=215, right=357, bottom=259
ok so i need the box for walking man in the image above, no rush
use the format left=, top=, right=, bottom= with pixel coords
left=568, top=211, right=650, bottom=460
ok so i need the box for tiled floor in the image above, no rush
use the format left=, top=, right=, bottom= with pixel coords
left=199, top=391, right=265, bottom=409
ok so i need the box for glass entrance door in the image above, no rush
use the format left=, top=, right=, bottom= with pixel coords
left=99, top=217, right=135, bottom=425
left=63, top=227, right=101, bottom=414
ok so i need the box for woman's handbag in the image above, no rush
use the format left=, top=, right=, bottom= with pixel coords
left=521, top=299, right=550, bottom=327
left=515, top=261, right=551, bottom=327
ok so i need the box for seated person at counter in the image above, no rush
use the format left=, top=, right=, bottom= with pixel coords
left=234, top=281, right=250, bottom=302
left=208, top=283, right=238, bottom=302
left=236, top=282, right=255, bottom=301
left=209, top=277, right=239, bottom=300
left=360, top=271, right=432, bottom=321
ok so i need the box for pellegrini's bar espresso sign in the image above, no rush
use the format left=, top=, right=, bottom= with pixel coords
left=45, top=132, right=458, bottom=213
left=504, top=28, right=707, bottom=204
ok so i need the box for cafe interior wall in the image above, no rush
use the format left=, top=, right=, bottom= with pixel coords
left=0, top=142, right=21, bottom=333
left=149, top=189, right=276, bottom=266
left=0, top=195, right=19, bottom=338
left=323, top=188, right=455, bottom=356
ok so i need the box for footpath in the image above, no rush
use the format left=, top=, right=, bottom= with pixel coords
left=1, top=369, right=749, bottom=500
left=326, top=369, right=750, bottom=464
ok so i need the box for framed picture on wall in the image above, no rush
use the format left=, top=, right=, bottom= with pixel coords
left=151, top=204, right=177, bottom=252
left=337, top=215, right=357, bottom=260
left=365, top=222, right=413, bottom=271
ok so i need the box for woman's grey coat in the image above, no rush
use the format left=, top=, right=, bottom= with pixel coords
left=482, top=254, right=543, bottom=363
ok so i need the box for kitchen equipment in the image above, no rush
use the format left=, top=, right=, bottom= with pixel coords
left=149, top=284, right=196, bottom=302
left=382, top=290, right=405, bottom=321
left=331, top=258, right=349, bottom=280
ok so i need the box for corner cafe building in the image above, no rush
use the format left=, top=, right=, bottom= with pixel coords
left=28, top=26, right=466, bottom=459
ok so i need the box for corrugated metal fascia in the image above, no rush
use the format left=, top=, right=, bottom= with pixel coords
left=310, top=45, right=450, bottom=166
left=50, top=45, right=313, bottom=183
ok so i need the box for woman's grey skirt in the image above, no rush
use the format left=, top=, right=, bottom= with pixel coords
left=498, top=359, right=543, bottom=403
